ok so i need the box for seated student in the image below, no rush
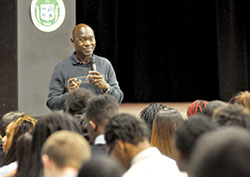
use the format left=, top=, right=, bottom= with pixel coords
left=42, top=130, right=91, bottom=177
left=150, top=108, right=184, bottom=160
left=186, top=100, right=208, bottom=118
left=85, top=95, right=119, bottom=155
left=212, top=103, right=250, bottom=129
left=202, top=100, right=227, bottom=118
left=190, top=127, right=250, bottom=177
left=65, top=88, right=95, bottom=141
left=174, top=115, right=217, bottom=173
left=78, top=154, right=123, bottom=177
left=138, top=103, right=168, bottom=140
left=0, top=111, right=25, bottom=162
left=105, top=113, right=187, bottom=177
left=18, top=112, right=83, bottom=177
left=229, top=90, right=250, bottom=111
left=0, top=114, right=37, bottom=177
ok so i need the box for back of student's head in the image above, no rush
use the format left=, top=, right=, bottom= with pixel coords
left=105, top=113, right=150, bottom=146
left=150, top=108, right=184, bottom=158
left=65, top=88, right=94, bottom=116
left=229, top=90, right=250, bottom=111
left=212, top=104, right=250, bottom=129
left=42, top=130, right=90, bottom=170
left=0, top=114, right=37, bottom=167
left=190, top=127, right=250, bottom=177
left=186, top=100, right=208, bottom=118
left=86, top=94, right=119, bottom=127
left=138, top=103, right=168, bottom=138
left=174, top=114, right=217, bottom=171
left=27, top=112, right=82, bottom=177
left=78, top=155, right=123, bottom=177
left=202, top=100, right=227, bottom=118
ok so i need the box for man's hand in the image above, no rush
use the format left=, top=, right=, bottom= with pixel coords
left=68, top=78, right=81, bottom=92
left=87, top=71, right=110, bottom=92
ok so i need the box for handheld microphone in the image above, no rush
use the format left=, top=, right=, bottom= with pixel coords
left=91, top=57, right=97, bottom=71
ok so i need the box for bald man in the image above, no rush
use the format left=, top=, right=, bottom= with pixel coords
left=47, top=24, right=124, bottom=111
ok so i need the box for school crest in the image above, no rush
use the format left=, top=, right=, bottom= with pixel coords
left=31, top=0, right=66, bottom=32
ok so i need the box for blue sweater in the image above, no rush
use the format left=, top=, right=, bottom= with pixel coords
left=47, top=53, right=124, bottom=110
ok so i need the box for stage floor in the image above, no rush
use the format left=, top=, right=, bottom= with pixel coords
left=119, top=102, right=191, bottom=119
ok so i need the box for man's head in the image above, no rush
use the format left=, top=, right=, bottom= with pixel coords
left=105, top=113, right=150, bottom=170
left=86, top=95, right=119, bottom=142
left=71, top=24, right=96, bottom=61
left=42, top=130, right=90, bottom=177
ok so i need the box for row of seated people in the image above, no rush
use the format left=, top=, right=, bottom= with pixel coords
left=0, top=89, right=249, bottom=177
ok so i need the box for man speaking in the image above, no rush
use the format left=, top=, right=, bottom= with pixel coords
left=47, top=24, right=124, bottom=111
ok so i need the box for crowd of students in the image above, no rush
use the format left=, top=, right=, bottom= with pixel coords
left=0, top=89, right=250, bottom=177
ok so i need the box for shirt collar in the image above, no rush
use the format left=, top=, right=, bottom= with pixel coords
left=94, top=134, right=106, bottom=145
left=71, top=52, right=95, bottom=65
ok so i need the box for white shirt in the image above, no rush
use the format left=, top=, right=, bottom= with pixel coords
left=94, top=134, right=106, bottom=145
left=0, top=161, right=17, bottom=177
left=122, top=147, right=187, bottom=177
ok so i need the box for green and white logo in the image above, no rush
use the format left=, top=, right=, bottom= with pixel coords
left=31, top=0, right=66, bottom=32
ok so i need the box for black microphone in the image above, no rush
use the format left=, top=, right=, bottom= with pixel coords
left=90, top=57, right=97, bottom=71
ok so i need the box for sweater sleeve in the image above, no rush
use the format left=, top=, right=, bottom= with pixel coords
left=46, top=65, right=68, bottom=110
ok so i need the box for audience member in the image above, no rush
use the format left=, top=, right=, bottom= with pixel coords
left=202, top=100, right=227, bottom=118
left=65, top=88, right=95, bottom=141
left=186, top=100, right=208, bottom=118
left=0, top=114, right=37, bottom=176
left=0, top=111, right=24, bottom=162
left=150, top=108, right=184, bottom=159
left=190, top=127, right=250, bottom=177
left=174, top=115, right=217, bottom=172
left=138, top=103, right=168, bottom=139
left=78, top=154, right=123, bottom=177
left=21, top=112, right=82, bottom=177
left=212, top=103, right=250, bottom=128
left=14, top=132, right=33, bottom=177
left=42, top=130, right=90, bottom=177
left=105, top=113, right=187, bottom=177
left=86, top=94, right=119, bottom=155
left=229, top=90, right=250, bottom=110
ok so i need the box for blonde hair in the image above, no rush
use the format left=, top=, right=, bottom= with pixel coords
left=229, top=91, right=250, bottom=111
left=41, top=130, right=90, bottom=170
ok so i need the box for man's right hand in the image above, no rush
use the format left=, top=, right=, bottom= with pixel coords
left=68, top=78, right=81, bottom=92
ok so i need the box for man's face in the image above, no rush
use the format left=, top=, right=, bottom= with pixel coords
left=73, top=26, right=96, bottom=58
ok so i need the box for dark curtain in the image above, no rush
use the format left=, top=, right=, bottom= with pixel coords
left=76, top=0, right=249, bottom=102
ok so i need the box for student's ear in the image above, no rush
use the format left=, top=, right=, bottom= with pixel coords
left=42, top=154, right=52, bottom=169
left=89, top=120, right=97, bottom=131
left=115, top=139, right=125, bottom=151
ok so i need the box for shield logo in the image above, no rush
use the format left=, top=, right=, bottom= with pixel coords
left=31, top=0, right=66, bottom=32
left=40, top=4, right=55, bottom=22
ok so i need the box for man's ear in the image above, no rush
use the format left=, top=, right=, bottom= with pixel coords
left=115, top=139, right=125, bottom=151
left=89, top=120, right=97, bottom=131
left=71, top=38, right=75, bottom=47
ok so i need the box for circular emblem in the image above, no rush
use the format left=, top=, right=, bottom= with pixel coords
left=31, top=0, right=66, bottom=32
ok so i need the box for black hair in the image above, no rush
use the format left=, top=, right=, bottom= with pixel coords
left=191, top=127, right=250, bottom=177
left=78, top=155, right=123, bottom=177
left=174, top=115, right=217, bottom=162
left=138, top=103, right=168, bottom=138
left=24, top=112, right=82, bottom=177
left=202, top=100, right=227, bottom=117
left=86, top=95, right=118, bottom=126
left=65, top=88, right=94, bottom=116
left=105, top=113, right=150, bottom=145
left=212, top=104, right=250, bottom=129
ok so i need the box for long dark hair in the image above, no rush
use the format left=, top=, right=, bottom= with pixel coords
left=23, top=112, right=82, bottom=177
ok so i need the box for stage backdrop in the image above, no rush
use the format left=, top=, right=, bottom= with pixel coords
left=76, top=0, right=250, bottom=102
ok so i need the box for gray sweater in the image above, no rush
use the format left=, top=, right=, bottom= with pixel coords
left=47, top=53, right=124, bottom=110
